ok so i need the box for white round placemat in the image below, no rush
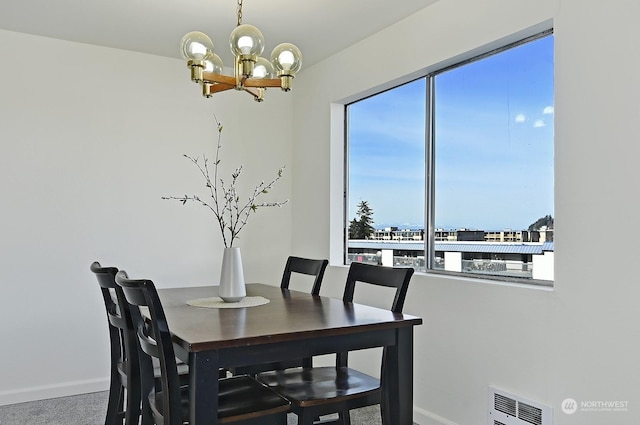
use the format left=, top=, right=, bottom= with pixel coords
left=186, top=296, right=270, bottom=309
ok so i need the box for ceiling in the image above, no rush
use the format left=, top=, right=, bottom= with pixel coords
left=0, top=0, right=439, bottom=69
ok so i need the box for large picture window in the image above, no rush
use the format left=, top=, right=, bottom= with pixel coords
left=346, top=31, right=554, bottom=285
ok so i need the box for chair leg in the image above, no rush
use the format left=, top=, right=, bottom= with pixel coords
left=123, top=387, right=141, bottom=425
left=104, top=373, right=124, bottom=425
left=141, top=398, right=154, bottom=425
left=338, top=410, right=351, bottom=425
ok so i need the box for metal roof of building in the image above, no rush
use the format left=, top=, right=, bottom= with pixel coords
left=434, top=243, right=544, bottom=254
left=348, top=240, right=554, bottom=254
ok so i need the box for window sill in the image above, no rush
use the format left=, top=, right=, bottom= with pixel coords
left=417, top=269, right=554, bottom=291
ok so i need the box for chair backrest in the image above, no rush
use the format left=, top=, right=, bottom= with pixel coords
left=343, top=262, right=414, bottom=313
left=342, top=262, right=414, bottom=416
left=90, top=262, right=139, bottom=378
left=115, top=270, right=183, bottom=425
left=338, top=262, right=414, bottom=370
left=280, top=256, right=329, bottom=295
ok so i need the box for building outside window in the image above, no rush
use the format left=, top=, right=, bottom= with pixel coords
left=346, top=30, right=554, bottom=285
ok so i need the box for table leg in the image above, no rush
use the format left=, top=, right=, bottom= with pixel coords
left=189, top=350, right=220, bottom=425
left=383, top=327, right=414, bottom=425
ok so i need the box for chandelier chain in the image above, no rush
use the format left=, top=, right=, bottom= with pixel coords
left=236, top=0, right=243, bottom=26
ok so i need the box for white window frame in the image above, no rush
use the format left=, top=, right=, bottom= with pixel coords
left=343, top=29, right=554, bottom=287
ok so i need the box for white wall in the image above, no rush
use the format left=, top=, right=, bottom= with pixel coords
left=292, top=1, right=640, bottom=425
left=0, top=30, right=293, bottom=404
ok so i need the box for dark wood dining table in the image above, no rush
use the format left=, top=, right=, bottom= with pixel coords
left=156, top=283, right=422, bottom=425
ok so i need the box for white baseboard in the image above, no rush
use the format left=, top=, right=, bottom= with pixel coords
left=415, top=405, right=461, bottom=425
left=0, top=378, right=109, bottom=406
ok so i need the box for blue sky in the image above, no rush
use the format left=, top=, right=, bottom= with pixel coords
left=348, top=34, right=554, bottom=230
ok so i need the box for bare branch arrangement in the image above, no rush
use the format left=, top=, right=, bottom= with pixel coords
left=162, top=116, right=288, bottom=247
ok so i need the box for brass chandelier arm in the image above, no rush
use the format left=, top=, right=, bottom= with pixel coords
left=243, top=87, right=263, bottom=100
left=243, top=78, right=283, bottom=88
left=202, top=72, right=236, bottom=87
left=204, top=83, right=235, bottom=96
left=203, top=85, right=266, bottom=102
left=202, top=71, right=284, bottom=90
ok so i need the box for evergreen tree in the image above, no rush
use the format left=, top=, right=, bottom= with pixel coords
left=348, top=218, right=361, bottom=239
left=348, top=201, right=375, bottom=239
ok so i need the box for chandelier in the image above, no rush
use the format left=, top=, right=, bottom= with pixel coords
left=179, top=0, right=302, bottom=102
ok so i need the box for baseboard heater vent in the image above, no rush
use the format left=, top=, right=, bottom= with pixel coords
left=488, top=386, right=552, bottom=425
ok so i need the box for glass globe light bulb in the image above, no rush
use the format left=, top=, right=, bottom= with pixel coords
left=270, top=43, right=302, bottom=75
left=180, top=31, right=215, bottom=61
left=252, top=57, right=275, bottom=79
left=203, top=53, right=224, bottom=74
left=229, top=24, right=265, bottom=57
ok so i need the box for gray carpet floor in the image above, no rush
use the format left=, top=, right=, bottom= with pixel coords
left=0, top=391, right=401, bottom=425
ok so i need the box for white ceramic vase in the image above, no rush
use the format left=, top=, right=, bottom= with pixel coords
left=219, top=247, right=246, bottom=302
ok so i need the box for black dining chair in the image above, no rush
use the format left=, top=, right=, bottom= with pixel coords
left=257, top=262, right=415, bottom=425
left=280, top=256, right=329, bottom=295
left=91, top=262, right=193, bottom=425
left=91, top=262, right=141, bottom=425
left=114, top=270, right=290, bottom=425
left=230, top=256, right=329, bottom=377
